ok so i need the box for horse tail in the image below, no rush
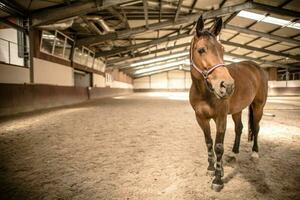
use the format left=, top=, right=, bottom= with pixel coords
left=248, top=105, right=254, bottom=142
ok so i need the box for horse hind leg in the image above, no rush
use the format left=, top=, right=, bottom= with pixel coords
left=249, top=102, right=264, bottom=158
left=232, top=111, right=243, bottom=154
left=249, top=71, right=268, bottom=158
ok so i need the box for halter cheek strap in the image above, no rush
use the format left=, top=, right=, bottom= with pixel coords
left=190, top=51, right=225, bottom=80
left=191, top=59, right=225, bottom=80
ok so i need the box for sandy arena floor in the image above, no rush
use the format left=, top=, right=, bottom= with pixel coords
left=0, top=93, right=299, bottom=200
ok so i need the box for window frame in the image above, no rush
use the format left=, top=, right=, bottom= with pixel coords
left=73, top=46, right=95, bottom=68
left=40, top=30, right=74, bottom=61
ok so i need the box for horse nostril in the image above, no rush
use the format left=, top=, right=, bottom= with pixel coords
left=220, top=81, right=225, bottom=88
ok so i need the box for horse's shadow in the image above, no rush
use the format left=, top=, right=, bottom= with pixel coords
left=222, top=152, right=271, bottom=194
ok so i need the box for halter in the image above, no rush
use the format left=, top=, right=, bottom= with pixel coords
left=190, top=40, right=226, bottom=92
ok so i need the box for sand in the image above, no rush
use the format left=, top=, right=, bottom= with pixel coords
left=0, top=93, right=299, bottom=200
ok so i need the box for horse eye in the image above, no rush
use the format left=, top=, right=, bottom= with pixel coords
left=198, top=48, right=206, bottom=54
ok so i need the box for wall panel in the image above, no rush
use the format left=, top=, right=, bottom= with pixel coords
left=0, top=64, right=29, bottom=84
left=33, top=58, right=74, bottom=86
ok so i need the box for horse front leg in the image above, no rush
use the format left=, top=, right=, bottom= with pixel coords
left=195, top=114, right=215, bottom=176
left=212, top=115, right=227, bottom=192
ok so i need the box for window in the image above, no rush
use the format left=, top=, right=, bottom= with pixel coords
left=73, top=47, right=82, bottom=63
left=40, top=31, right=55, bottom=54
left=93, top=58, right=99, bottom=70
left=53, top=32, right=65, bottom=57
left=92, top=58, right=106, bottom=72
left=64, top=38, right=73, bottom=59
left=73, top=46, right=95, bottom=68
left=40, top=30, right=73, bottom=60
left=87, top=51, right=94, bottom=68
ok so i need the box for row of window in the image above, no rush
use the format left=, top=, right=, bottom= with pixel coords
left=40, top=30, right=105, bottom=72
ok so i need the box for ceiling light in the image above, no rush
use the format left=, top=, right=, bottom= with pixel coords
left=130, top=51, right=189, bottom=67
left=134, top=59, right=190, bottom=75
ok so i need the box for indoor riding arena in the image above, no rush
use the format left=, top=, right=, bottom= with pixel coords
left=0, top=0, right=299, bottom=200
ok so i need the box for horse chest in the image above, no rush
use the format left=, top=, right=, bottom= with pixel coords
left=194, top=101, right=215, bottom=118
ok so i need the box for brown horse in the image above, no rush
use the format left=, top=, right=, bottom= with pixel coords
left=189, top=16, right=268, bottom=192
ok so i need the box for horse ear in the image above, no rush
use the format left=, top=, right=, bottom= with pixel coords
left=210, top=17, right=223, bottom=36
left=196, top=16, right=204, bottom=37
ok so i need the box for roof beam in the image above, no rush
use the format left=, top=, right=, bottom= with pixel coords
left=107, top=42, right=191, bottom=64
left=107, top=6, right=128, bottom=26
left=81, top=16, right=102, bottom=35
left=120, top=54, right=189, bottom=70
left=109, top=50, right=189, bottom=68
left=189, top=0, right=198, bottom=14
left=221, top=40, right=300, bottom=61
left=142, top=0, right=149, bottom=28
left=127, top=57, right=189, bottom=74
left=225, top=52, right=290, bottom=68
left=174, top=0, right=184, bottom=22
left=31, top=0, right=135, bottom=26
left=0, top=0, right=27, bottom=17
left=133, top=66, right=181, bottom=78
left=0, top=18, right=27, bottom=34
left=95, top=32, right=191, bottom=57
left=224, top=24, right=300, bottom=46
left=159, top=0, right=162, bottom=22
left=77, top=1, right=254, bottom=46
left=252, top=2, right=300, bottom=18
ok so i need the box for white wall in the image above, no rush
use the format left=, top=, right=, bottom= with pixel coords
left=168, top=70, right=185, bottom=89
left=111, top=81, right=133, bottom=89
left=33, top=58, right=74, bottom=86
left=93, top=73, right=106, bottom=87
left=151, top=73, right=168, bottom=89
left=0, top=28, right=24, bottom=66
left=0, top=63, right=29, bottom=84
left=133, top=70, right=191, bottom=89
left=134, top=76, right=150, bottom=89
left=269, top=80, right=300, bottom=88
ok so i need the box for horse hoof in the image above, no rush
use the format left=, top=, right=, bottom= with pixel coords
left=211, top=183, right=224, bottom=192
left=251, top=152, right=259, bottom=159
left=206, top=170, right=215, bottom=177
left=226, top=152, right=237, bottom=163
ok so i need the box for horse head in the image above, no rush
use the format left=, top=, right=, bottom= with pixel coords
left=191, top=16, right=235, bottom=99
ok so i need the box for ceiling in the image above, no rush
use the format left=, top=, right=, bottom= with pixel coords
left=1, top=0, right=300, bottom=78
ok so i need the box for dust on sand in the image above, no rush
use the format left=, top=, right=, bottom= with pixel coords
left=0, top=93, right=299, bottom=200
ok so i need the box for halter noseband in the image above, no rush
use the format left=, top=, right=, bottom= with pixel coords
left=190, top=40, right=226, bottom=92
left=190, top=57, right=225, bottom=80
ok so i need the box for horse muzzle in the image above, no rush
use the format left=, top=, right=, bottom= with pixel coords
left=212, top=79, right=235, bottom=99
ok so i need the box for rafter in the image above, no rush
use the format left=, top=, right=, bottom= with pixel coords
left=189, top=0, right=198, bottom=14
left=142, top=0, right=149, bottom=28
left=174, top=0, right=184, bottom=22
left=31, top=0, right=134, bottom=26
left=225, top=52, right=290, bottom=68
left=77, top=1, right=254, bottom=46
left=0, top=0, right=27, bottom=17
left=107, top=42, right=191, bottom=64
left=133, top=66, right=183, bottom=78
left=252, top=1, right=300, bottom=18
left=95, top=32, right=191, bottom=57
left=224, top=24, right=300, bottom=46
left=221, top=40, right=300, bottom=61
left=119, top=54, right=189, bottom=70
left=126, top=57, right=189, bottom=74
left=0, top=18, right=27, bottom=34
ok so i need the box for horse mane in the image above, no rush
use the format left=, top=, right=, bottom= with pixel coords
left=196, top=31, right=214, bottom=39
